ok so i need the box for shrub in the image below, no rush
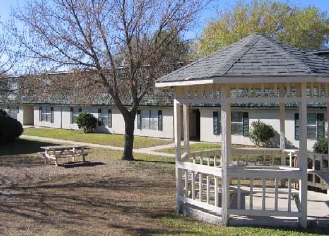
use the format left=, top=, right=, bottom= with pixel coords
left=0, top=108, right=8, bottom=117
left=76, top=112, right=97, bottom=133
left=313, top=137, right=328, bottom=154
left=0, top=116, right=23, bottom=144
left=248, top=120, right=275, bottom=147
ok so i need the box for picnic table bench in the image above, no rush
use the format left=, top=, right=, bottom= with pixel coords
left=39, top=145, right=89, bottom=166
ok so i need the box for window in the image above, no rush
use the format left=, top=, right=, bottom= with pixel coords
left=70, top=107, right=82, bottom=124
left=231, top=112, right=243, bottom=135
left=141, top=110, right=153, bottom=129
left=103, top=109, right=112, bottom=127
left=213, top=111, right=248, bottom=136
left=9, top=82, right=18, bottom=90
left=39, top=106, right=54, bottom=123
left=98, top=109, right=112, bottom=127
left=231, top=112, right=249, bottom=136
left=8, top=106, right=19, bottom=120
left=295, top=113, right=324, bottom=140
left=137, top=109, right=163, bottom=130
left=307, top=113, right=317, bottom=140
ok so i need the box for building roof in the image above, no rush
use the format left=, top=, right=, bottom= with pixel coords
left=156, top=33, right=329, bottom=86
left=311, top=50, right=329, bottom=59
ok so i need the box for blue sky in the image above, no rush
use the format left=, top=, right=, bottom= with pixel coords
left=1, top=0, right=329, bottom=39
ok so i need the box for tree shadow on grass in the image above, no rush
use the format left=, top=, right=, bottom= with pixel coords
left=61, top=161, right=106, bottom=168
left=0, top=139, right=58, bottom=167
left=0, top=174, right=181, bottom=235
left=0, top=138, right=57, bottom=156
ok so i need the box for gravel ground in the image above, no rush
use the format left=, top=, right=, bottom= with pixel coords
left=0, top=151, right=178, bottom=236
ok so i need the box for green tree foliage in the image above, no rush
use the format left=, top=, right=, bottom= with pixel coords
left=76, top=112, right=97, bottom=133
left=248, top=120, right=275, bottom=147
left=0, top=115, right=23, bottom=144
left=313, top=137, right=328, bottom=154
left=198, top=0, right=329, bottom=56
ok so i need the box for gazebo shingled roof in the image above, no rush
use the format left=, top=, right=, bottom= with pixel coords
left=156, top=33, right=329, bottom=85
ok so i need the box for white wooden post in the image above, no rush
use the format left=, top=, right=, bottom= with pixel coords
left=174, top=98, right=182, bottom=212
left=299, top=83, right=308, bottom=228
left=280, top=102, right=286, bottom=186
left=221, top=85, right=231, bottom=225
left=280, top=102, right=286, bottom=165
left=183, top=103, right=189, bottom=154
left=327, top=102, right=329, bottom=196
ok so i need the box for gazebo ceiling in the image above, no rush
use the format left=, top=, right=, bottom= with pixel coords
left=155, top=33, right=329, bottom=88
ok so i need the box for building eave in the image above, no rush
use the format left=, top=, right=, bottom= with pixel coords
left=155, top=78, right=214, bottom=88
left=155, top=75, right=329, bottom=88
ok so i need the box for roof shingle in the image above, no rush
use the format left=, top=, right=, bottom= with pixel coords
left=156, top=33, right=329, bottom=84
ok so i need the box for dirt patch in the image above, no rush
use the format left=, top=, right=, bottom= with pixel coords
left=0, top=152, right=177, bottom=236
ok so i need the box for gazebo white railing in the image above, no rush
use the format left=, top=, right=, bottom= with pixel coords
left=177, top=148, right=303, bottom=225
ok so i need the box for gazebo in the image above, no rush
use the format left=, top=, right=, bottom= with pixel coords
left=155, top=34, right=329, bottom=228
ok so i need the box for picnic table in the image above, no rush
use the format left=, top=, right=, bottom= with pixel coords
left=40, top=145, right=89, bottom=166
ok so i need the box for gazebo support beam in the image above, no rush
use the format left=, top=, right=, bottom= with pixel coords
left=280, top=102, right=286, bottom=186
left=174, top=99, right=183, bottom=212
left=299, top=83, right=308, bottom=228
left=221, top=85, right=231, bottom=225
left=327, top=102, right=329, bottom=196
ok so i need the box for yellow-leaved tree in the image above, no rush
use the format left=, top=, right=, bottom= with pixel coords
left=196, top=0, right=329, bottom=57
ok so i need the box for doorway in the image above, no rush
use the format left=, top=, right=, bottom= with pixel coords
left=189, top=108, right=200, bottom=141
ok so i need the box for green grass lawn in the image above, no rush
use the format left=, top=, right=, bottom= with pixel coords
left=161, top=218, right=329, bottom=236
left=159, top=142, right=221, bottom=154
left=23, top=127, right=172, bottom=148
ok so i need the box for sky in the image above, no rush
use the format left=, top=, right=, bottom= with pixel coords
left=1, top=0, right=329, bottom=39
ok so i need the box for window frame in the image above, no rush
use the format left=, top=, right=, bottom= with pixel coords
left=40, top=106, right=54, bottom=123
left=137, top=109, right=163, bottom=131
left=231, top=111, right=249, bottom=136
left=213, top=111, right=248, bottom=136
left=7, top=106, right=19, bottom=120
left=294, top=113, right=324, bottom=140
left=99, top=108, right=112, bottom=127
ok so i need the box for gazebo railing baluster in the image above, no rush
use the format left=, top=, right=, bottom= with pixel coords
left=262, top=178, right=266, bottom=211
left=288, top=178, right=292, bottom=212
left=275, top=178, right=279, bottom=211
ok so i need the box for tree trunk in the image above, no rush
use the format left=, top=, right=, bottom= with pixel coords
left=122, top=113, right=135, bottom=161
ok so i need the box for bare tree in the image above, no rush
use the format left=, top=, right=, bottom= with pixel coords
left=0, top=22, right=22, bottom=104
left=10, top=0, right=209, bottom=160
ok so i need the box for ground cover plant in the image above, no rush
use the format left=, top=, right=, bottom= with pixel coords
left=76, top=112, right=98, bottom=133
left=0, top=137, right=328, bottom=235
left=23, top=128, right=172, bottom=149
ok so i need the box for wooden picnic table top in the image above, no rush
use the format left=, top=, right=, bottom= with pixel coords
left=40, top=145, right=88, bottom=151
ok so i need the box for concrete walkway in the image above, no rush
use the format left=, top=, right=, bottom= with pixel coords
left=21, top=134, right=178, bottom=157
left=229, top=189, right=329, bottom=228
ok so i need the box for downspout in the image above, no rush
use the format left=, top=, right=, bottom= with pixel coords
left=60, top=106, right=63, bottom=129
